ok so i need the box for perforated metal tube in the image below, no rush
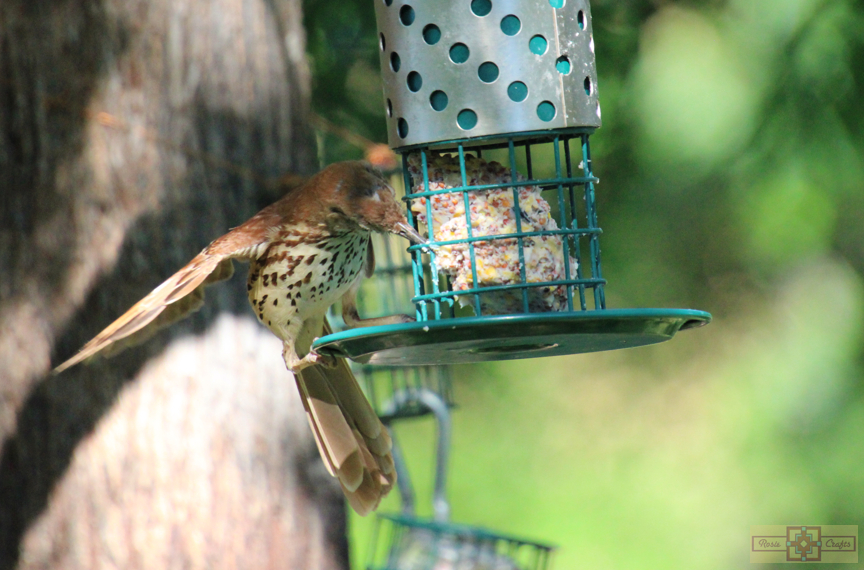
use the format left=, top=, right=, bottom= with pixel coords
left=375, top=0, right=601, bottom=149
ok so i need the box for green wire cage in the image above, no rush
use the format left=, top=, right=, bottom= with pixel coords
left=316, top=0, right=710, bottom=365
left=368, top=515, right=556, bottom=570
left=369, top=389, right=556, bottom=570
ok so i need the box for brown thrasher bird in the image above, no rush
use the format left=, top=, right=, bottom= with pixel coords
left=54, top=161, right=427, bottom=515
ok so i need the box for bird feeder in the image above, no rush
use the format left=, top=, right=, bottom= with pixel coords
left=315, top=0, right=710, bottom=365
left=368, top=389, right=556, bottom=570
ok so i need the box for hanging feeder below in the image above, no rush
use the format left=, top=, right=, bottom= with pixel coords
left=369, top=388, right=557, bottom=570
left=369, top=514, right=556, bottom=570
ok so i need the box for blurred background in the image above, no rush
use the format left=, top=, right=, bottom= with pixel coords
left=2, top=0, right=862, bottom=568
left=304, top=0, right=864, bottom=567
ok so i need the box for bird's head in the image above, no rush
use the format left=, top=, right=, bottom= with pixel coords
left=311, top=161, right=426, bottom=245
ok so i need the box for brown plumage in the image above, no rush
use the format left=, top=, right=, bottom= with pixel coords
left=54, top=161, right=426, bottom=516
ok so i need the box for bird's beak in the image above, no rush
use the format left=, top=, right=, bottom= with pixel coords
left=394, top=221, right=429, bottom=247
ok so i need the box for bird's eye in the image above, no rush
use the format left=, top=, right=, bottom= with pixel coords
left=330, top=206, right=347, bottom=216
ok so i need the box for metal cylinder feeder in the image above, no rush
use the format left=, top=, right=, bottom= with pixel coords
left=315, top=0, right=710, bottom=365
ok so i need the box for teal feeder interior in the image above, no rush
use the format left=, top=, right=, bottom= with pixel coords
left=314, top=0, right=710, bottom=365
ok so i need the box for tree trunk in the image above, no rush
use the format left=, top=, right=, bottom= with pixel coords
left=0, top=0, right=348, bottom=568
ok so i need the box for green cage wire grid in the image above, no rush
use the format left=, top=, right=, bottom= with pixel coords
left=405, top=129, right=603, bottom=320
left=368, top=388, right=556, bottom=570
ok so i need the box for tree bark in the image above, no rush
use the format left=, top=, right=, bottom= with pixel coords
left=0, top=0, right=348, bottom=568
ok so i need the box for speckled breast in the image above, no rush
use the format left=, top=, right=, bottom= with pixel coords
left=246, top=230, right=370, bottom=340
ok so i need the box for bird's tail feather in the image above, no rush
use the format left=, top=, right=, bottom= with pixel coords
left=296, top=359, right=394, bottom=516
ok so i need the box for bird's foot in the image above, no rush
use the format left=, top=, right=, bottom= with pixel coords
left=310, top=347, right=338, bottom=369
left=285, top=348, right=337, bottom=373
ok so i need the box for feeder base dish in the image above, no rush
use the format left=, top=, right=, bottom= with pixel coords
left=314, top=309, right=711, bottom=366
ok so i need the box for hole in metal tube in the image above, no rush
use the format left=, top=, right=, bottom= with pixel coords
left=470, top=0, right=492, bottom=17
left=478, top=61, right=499, bottom=83
left=555, top=56, right=571, bottom=75
left=399, top=5, right=415, bottom=25
left=529, top=35, right=547, bottom=55
left=407, top=71, right=423, bottom=92
left=500, top=15, right=521, bottom=35
left=537, top=100, right=556, bottom=121
left=507, top=81, right=527, bottom=102
left=430, top=90, right=448, bottom=111
left=449, top=43, right=470, bottom=64
left=457, top=109, right=478, bottom=130
left=423, top=24, right=441, bottom=45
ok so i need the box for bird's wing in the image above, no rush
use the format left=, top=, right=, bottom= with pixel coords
left=296, top=319, right=394, bottom=516
left=54, top=212, right=279, bottom=374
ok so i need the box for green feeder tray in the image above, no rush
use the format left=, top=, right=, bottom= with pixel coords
left=318, top=309, right=709, bottom=366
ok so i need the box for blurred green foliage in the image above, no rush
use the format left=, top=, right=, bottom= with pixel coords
left=303, top=0, right=864, bottom=568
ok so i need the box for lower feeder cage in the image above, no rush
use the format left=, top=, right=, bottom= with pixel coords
left=368, top=515, right=556, bottom=570
left=368, top=386, right=556, bottom=570
left=314, top=0, right=710, bottom=365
